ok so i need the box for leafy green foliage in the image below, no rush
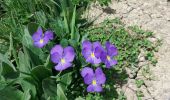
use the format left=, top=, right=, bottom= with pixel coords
left=80, top=18, right=159, bottom=99
left=0, top=86, right=24, bottom=100
left=83, top=18, right=159, bottom=69
left=42, top=78, right=57, bottom=100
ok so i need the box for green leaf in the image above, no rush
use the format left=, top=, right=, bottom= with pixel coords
left=81, top=33, right=89, bottom=43
left=50, top=19, right=65, bottom=38
left=18, top=51, right=31, bottom=75
left=27, top=22, right=39, bottom=35
left=60, top=72, right=72, bottom=91
left=74, top=28, right=80, bottom=42
left=63, top=14, right=69, bottom=33
left=1, top=63, right=19, bottom=80
left=68, top=39, right=78, bottom=50
left=70, top=6, right=76, bottom=40
left=21, top=89, right=31, bottom=100
left=42, top=78, right=57, bottom=100
left=23, top=46, right=43, bottom=66
left=31, top=65, right=52, bottom=82
left=61, top=0, right=69, bottom=34
left=75, top=97, right=85, bottom=100
left=9, top=33, right=19, bottom=67
left=60, top=39, right=68, bottom=47
left=35, top=11, right=47, bottom=27
left=57, top=84, right=67, bottom=100
left=0, top=87, right=24, bottom=100
left=20, top=77, right=37, bottom=100
left=0, top=53, right=16, bottom=71
left=22, top=28, right=33, bottom=47
left=60, top=72, right=72, bottom=85
left=44, top=55, right=53, bottom=69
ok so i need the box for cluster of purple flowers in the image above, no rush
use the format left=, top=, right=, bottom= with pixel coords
left=81, top=40, right=118, bottom=92
left=32, top=27, right=75, bottom=71
left=82, top=40, right=118, bottom=68
left=32, top=27, right=118, bottom=93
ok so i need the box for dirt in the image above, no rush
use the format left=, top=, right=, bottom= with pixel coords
left=87, top=0, right=170, bottom=100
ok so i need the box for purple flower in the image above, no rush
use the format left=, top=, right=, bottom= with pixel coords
left=82, top=40, right=103, bottom=64
left=101, top=41, right=118, bottom=68
left=50, top=45, right=75, bottom=71
left=81, top=67, right=106, bottom=92
left=32, top=27, right=53, bottom=48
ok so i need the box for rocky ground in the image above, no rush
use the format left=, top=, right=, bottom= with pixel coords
left=87, top=0, right=170, bottom=100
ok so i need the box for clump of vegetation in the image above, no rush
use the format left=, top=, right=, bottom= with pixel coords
left=84, top=18, right=160, bottom=70
left=81, top=19, right=160, bottom=99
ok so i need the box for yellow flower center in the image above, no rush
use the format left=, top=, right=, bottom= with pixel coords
left=92, top=80, right=97, bottom=85
left=39, top=39, right=44, bottom=44
left=107, top=55, right=111, bottom=61
left=61, top=58, right=65, bottom=64
left=91, top=52, right=95, bottom=58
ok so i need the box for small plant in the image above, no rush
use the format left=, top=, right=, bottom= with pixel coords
left=135, top=79, right=144, bottom=88
left=136, top=90, right=144, bottom=100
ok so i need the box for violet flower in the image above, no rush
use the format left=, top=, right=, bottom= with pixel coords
left=32, top=27, right=53, bottom=48
left=81, top=67, right=106, bottom=92
left=82, top=40, right=103, bottom=64
left=50, top=45, right=75, bottom=71
left=101, top=41, right=118, bottom=68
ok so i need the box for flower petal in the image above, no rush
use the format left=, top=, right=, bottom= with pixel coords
left=86, top=56, right=101, bottom=64
left=50, top=45, right=63, bottom=56
left=82, top=40, right=92, bottom=50
left=32, top=27, right=43, bottom=42
left=100, top=51, right=107, bottom=62
left=93, top=41, right=104, bottom=58
left=94, top=46, right=103, bottom=58
left=51, top=53, right=62, bottom=64
left=87, top=84, right=103, bottom=92
left=54, top=62, right=72, bottom=71
left=44, top=30, right=54, bottom=40
left=33, top=40, right=47, bottom=48
left=106, top=41, right=118, bottom=57
left=94, top=85, right=103, bottom=92
left=92, top=57, right=101, bottom=64
left=95, top=68, right=106, bottom=85
left=63, top=46, right=75, bottom=62
left=108, top=46, right=118, bottom=57
left=86, top=56, right=93, bottom=63
left=87, top=84, right=95, bottom=92
left=82, top=48, right=92, bottom=59
left=81, top=67, right=94, bottom=77
left=105, top=41, right=111, bottom=50
left=105, top=59, right=117, bottom=68
left=83, top=74, right=94, bottom=85
left=93, top=41, right=102, bottom=50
